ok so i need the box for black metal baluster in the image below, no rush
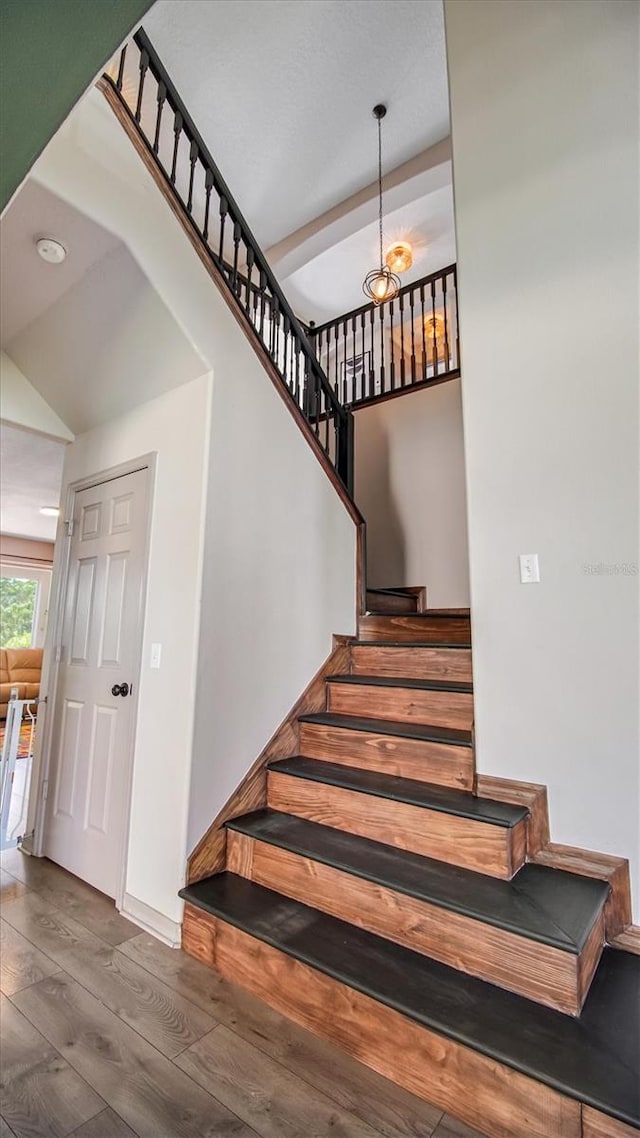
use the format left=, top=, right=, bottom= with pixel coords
left=379, top=302, right=387, bottom=395
left=351, top=316, right=357, bottom=402
left=294, top=332, right=301, bottom=405
left=334, top=324, right=340, bottom=405
left=135, top=48, right=149, bottom=123
left=369, top=306, right=375, bottom=399
left=430, top=278, right=438, bottom=374
left=389, top=299, right=395, bottom=391
left=152, top=81, right=166, bottom=153
left=231, top=221, right=241, bottom=292
left=342, top=320, right=348, bottom=405
left=202, top=169, right=214, bottom=242
left=272, top=296, right=280, bottom=361
left=360, top=312, right=366, bottom=403
left=399, top=292, right=406, bottom=387
left=420, top=284, right=427, bottom=380
left=324, top=382, right=330, bottom=455
left=442, top=271, right=451, bottom=371
left=116, top=46, right=127, bottom=91
left=217, top=196, right=228, bottom=268
left=245, top=247, right=255, bottom=318
left=283, top=314, right=290, bottom=388
left=409, top=288, right=416, bottom=386
left=170, top=111, right=183, bottom=183
left=313, top=369, right=320, bottom=438
left=186, top=139, right=198, bottom=213
left=258, top=270, right=267, bottom=339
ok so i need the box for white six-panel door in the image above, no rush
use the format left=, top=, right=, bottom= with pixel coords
left=44, top=468, right=148, bottom=899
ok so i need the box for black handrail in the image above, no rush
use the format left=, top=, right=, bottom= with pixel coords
left=307, top=264, right=460, bottom=410
left=106, top=29, right=353, bottom=490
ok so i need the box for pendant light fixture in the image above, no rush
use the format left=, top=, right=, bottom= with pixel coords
left=363, top=104, right=400, bottom=305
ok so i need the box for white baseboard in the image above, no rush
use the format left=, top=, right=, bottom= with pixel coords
left=120, top=892, right=182, bottom=948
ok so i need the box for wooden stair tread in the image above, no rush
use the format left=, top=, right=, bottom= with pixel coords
left=179, top=873, right=640, bottom=1130
left=267, top=756, right=527, bottom=826
left=226, top=809, right=609, bottom=952
left=298, top=711, right=473, bottom=747
left=327, top=674, right=473, bottom=694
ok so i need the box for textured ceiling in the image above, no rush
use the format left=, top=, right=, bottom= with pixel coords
left=143, top=0, right=450, bottom=249
left=0, top=422, right=66, bottom=540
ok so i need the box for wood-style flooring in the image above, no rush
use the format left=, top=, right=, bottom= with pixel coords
left=0, top=850, right=486, bottom=1138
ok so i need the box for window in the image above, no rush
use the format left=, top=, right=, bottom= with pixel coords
left=0, top=565, right=52, bottom=649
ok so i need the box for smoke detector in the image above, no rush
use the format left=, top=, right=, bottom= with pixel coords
left=36, top=237, right=67, bottom=264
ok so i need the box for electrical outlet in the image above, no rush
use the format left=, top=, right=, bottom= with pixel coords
left=519, top=554, right=540, bottom=584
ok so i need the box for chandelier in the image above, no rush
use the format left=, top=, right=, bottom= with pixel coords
left=362, top=105, right=400, bottom=305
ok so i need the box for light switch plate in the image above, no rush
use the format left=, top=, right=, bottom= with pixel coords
left=519, top=554, right=540, bottom=584
left=150, top=643, right=162, bottom=669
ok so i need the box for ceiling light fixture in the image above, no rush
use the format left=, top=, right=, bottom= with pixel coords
left=424, top=313, right=445, bottom=339
left=36, top=237, right=67, bottom=264
left=363, top=105, right=400, bottom=305
left=386, top=241, right=413, bottom=275
left=39, top=506, right=60, bottom=517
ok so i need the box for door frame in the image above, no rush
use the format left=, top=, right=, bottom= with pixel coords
left=30, top=453, right=155, bottom=910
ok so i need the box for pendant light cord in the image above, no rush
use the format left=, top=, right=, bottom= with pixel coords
left=377, top=115, right=384, bottom=268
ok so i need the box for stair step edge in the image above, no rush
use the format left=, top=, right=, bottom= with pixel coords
left=327, top=674, right=474, bottom=693
left=266, top=756, right=528, bottom=826
left=353, top=640, right=472, bottom=650
left=225, top=809, right=609, bottom=952
left=299, top=712, right=473, bottom=746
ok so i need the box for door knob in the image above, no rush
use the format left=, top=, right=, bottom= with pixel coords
left=111, top=682, right=130, bottom=697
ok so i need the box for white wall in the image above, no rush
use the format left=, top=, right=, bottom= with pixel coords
left=54, top=375, right=211, bottom=934
left=33, top=87, right=357, bottom=905
left=0, top=350, right=73, bottom=441
left=445, top=0, right=639, bottom=912
left=355, top=380, right=470, bottom=607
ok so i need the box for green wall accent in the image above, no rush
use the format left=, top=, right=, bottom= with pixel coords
left=0, top=0, right=152, bottom=211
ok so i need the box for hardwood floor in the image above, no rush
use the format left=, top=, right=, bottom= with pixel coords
left=0, top=852, right=486, bottom=1138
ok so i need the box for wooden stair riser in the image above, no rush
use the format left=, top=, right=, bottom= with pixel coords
left=358, top=615, right=471, bottom=644
left=366, top=591, right=420, bottom=615
left=182, top=905, right=582, bottom=1138
left=226, top=831, right=605, bottom=1015
left=326, top=681, right=474, bottom=731
left=582, top=1107, right=640, bottom=1137
left=350, top=644, right=473, bottom=683
left=298, top=721, right=474, bottom=791
left=267, top=771, right=526, bottom=879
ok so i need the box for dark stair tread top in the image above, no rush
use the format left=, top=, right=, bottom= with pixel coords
left=298, top=712, right=472, bottom=747
left=327, top=674, right=473, bottom=694
left=364, top=612, right=470, bottom=621
left=353, top=640, right=472, bottom=649
left=226, top=809, right=609, bottom=953
left=180, top=874, right=640, bottom=1129
left=267, top=756, right=528, bottom=827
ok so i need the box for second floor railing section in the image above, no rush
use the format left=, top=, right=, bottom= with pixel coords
left=306, top=265, right=460, bottom=410
left=106, top=31, right=354, bottom=492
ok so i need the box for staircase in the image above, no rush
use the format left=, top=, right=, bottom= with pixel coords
left=180, top=608, right=639, bottom=1138
left=98, top=33, right=638, bottom=1138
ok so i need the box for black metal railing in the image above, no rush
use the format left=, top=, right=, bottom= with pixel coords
left=104, top=30, right=353, bottom=491
left=306, top=265, right=459, bottom=410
